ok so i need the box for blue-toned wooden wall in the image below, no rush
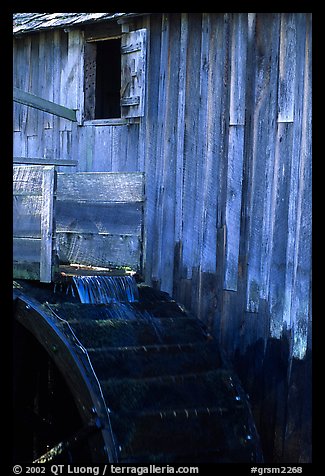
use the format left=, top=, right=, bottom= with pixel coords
left=13, top=13, right=312, bottom=462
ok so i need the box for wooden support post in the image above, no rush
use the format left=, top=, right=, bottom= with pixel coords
left=40, top=166, right=55, bottom=282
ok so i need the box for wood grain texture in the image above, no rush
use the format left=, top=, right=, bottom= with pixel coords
left=13, top=165, right=56, bottom=283
left=56, top=172, right=144, bottom=202
left=14, top=236, right=42, bottom=263
left=278, top=13, right=296, bottom=123
left=57, top=233, right=142, bottom=270
left=181, top=13, right=202, bottom=279
left=12, top=12, right=312, bottom=358
left=55, top=171, right=145, bottom=272
left=224, top=125, right=245, bottom=291
left=13, top=195, right=42, bottom=237
left=245, top=13, right=281, bottom=313
left=13, top=165, right=44, bottom=195
left=56, top=201, right=143, bottom=235
left=121, top=28, right=147, bottom=118
left=40, top=166, right=55, bottom=282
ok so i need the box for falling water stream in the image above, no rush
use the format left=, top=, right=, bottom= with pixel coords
left=54, top=273, right=164, bottom=333
left=72, top=275, right=139, bottom=304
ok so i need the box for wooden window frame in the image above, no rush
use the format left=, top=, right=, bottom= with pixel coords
left=83, top=27, right=147, bottom=125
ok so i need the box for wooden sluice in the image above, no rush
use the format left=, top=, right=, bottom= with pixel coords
left=13, top=165, right=263, bottom=463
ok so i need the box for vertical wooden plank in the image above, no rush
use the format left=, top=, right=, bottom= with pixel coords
left=107, top=126, right=113, bottom=172
left=35, top=32, right=54, bottom=137
left=92, top=127, right=108, bottom=171
left=200, top=13, right=225, bottom=274
left=69, top=29, right=84, bottom=112
left=17, top=36, right=31, bottom=136
left=65, top=30, right=84, bottom=125
left=52, top=30, right=62, bottom=157
left=26, top=34, right=39, bottom=138
left=85, top=126, right=95, bottom=171
left=268, top=122, right=293, bottom=338
left=215, top=12, right=231, bottom=231
left=83, top=41, right=97, bottom=122
left=181, top=13, right=202, bottom=279
left=27, top=135, right=40, bottom=158
left=241, top=12, right=259, bottom=311
left=229, top=13, right=247, bottom=126
left=174, top=13, right=188, bottom=246
left=290, top=13, right=312, bottom=360
left=57, top=130, right=74, bottom=173
left=194, top=12, right=210, bottom=282
left=43, top=128, right=54, bottom=160
left=111, top=126, right=123, bottom=171
left=143, top=14, right=162, bottom=285
left=155, top=13, right=181, bottom=295
left=138, top=14, right=151, bottom=173
left=283, top=14, right=307, bottom=330
left=173, top=13, right=188, bottom=298
left=258, top=15, right=282, bottom=303
left=37, top=32, right=47, bottom=153
left=216, top=224, right=226, bottom=344
left=224, top=13, right=247, bottom=291
left=199, top=12, right=218, bottom=274
left=121, top=28, right=147, bottom=118
left=76, top=30, right=85, bottom=126
left=245, top=13, right=281, bottom=312
left=40, top=166, right=55, bottom=282
left=267, top=13, right=297, bottom=338
left=72, top=125, right=86, bottom=172
left=59, top=30, right=72, bottom=131
left=13, top=132, right=27, bottom=157
left=151, top=13, right=170, bottom=284
left=278, top=13, right=296, bottom=123
left=13, top=37, right=23, bottom=132
left=224, top=125, right=245, bottom=291
left=115, top=125, right=128, bottom=172
left=43, top=32, right=55, bottom=131
left=136, top=17, right=150, bottom=276
left=126, top=124, right=140, bottom=172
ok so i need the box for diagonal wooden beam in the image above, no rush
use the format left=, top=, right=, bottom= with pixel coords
left=13, top=157, right=78, bottom=167
left=13, top=87, right=77, bottom=122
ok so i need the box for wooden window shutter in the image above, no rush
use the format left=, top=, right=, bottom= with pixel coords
left=84, top=42, right=97, bottom=121
left=120, top=28, right=147, bottom=118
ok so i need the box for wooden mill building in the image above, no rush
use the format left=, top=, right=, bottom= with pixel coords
left=13, top=13, right=312, bottom=463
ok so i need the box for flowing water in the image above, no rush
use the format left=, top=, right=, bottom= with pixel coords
left=54, top=274, right=164, bottom=328
left=72, top=275, right=140, bottom=304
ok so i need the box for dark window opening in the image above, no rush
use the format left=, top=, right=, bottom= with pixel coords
left=95, top=39, right=121, bottom=119
left=84, top=38, right=121, bottom=121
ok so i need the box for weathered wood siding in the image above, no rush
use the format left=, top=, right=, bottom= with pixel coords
left=56, top=172, right=145, bottom=271
left=142, top=13, right=311, bottom=350
left=13, top=29, right=141, bottom=172
left=13, top=165, right=57, bottom=282
left=141, top=13, right=312, bottom=463
left=13, top=13, right=312, bottom=463
left=13, top=168, right=145, bottom=274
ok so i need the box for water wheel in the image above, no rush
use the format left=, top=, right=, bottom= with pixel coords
left=13, top=276, right=263, bottom=464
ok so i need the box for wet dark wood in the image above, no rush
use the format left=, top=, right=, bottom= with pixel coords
left=13, top=281, right=263, bottom=463
left=13, top=293, right=118, bottom=462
